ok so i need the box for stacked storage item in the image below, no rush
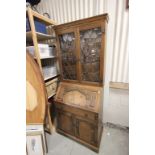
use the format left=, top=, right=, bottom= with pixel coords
left=26, top=44, right=58, bottom=81
left=42, top=66, right=57, bottom=80
left=26, top=17, right=47, bottom=34
left=26, top=44, right=55, bottom=58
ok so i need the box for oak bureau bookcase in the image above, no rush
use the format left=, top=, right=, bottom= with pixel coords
left=54, top=14, right=108, bottom=152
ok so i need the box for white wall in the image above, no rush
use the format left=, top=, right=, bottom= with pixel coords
left=104, top=88, right=129, bottom=126
left=36, top=0, right=129, bottom=83
left=36, top=0, right=129, bottom=127
left=110, top=0, right=129, bottom=83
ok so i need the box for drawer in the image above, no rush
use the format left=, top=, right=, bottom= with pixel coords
left=55, top=103, right=98, bottom=122
left=45, top=78, right=58, bottom=98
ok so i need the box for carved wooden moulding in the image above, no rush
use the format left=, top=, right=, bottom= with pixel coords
left=56, top=82, right=102, bottom=112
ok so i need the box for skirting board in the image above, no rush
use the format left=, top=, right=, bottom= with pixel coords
left=104, top=122, right=129, bottom=132
left=109, top=82, right=129, bottom=90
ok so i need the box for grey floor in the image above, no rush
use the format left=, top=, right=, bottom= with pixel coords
left=46, top=125, right=129, bottom=155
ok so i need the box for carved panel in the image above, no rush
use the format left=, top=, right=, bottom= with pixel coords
left=75, top=118, right=97, bottom=145
left=57, top=85, right=97, bottom=109
left=57, top=111, right=74, bottom=135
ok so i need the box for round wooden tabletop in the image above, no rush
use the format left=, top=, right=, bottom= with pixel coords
left=26, top=52, right=47, bottom=124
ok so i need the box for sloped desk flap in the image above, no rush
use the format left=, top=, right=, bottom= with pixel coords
left=55, top=82, right=103, bottom=113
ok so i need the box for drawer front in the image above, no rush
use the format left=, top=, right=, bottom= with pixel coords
left=46, top=79, right=58, bottom=97
left=55, top=103, right=98, bottom=122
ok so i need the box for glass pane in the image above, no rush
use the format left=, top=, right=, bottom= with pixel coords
left=59, top=32, right=77, bottom=80
left=80, top=27, right=102, bottom=82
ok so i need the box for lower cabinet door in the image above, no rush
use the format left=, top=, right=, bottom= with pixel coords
left=57, top=110, right=74, bottom=135
left=75, top=118, right=97, bottom=145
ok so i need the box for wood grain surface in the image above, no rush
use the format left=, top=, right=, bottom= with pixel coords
left=26, top=52, right=47, bottom=124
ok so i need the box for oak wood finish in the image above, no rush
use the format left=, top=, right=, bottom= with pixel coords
left=54, top=82, right=103, bottom=152
left=45, top=78, right=58, bottom=98
left=54, top=14, right=108, bottom=86
left=26, top=52, right=47, bottom=124
left=44, top=102, right=54, bottom=134
left=54, top=14, right=108, bottom=31
left=53, top=15, right=108, bottom=152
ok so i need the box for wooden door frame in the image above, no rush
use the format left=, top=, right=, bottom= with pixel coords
left=55, top=28, right=79, bottom=83
left=77, top=22, right=105, bottom=85
left=54, top=14, right=108, bottom=86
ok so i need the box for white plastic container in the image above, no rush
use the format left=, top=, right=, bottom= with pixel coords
left=43, top=66, right=57, bottom=80
left=26, top=44, right=55, bottom=58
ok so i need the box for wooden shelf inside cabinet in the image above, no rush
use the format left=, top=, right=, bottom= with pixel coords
left=26, top=31, right=56, bottom=42
left=54, top=14, right=109, bottom=86
left=34, top=56, right=57, bottom=60
left=48, top=93, right=56, bottom=99
left=44, top=74, right=59, bottom=81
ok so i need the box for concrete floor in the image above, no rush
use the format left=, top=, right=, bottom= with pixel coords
left=46, top=125, right=129, bottom=155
